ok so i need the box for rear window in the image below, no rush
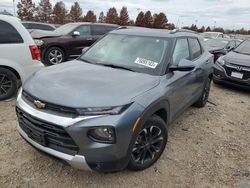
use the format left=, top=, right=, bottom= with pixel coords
left=0, top=20, right=23, bottom=44
left=29, top=23, right=55, bottom=31
left=189, top=38, right=202, bottom=60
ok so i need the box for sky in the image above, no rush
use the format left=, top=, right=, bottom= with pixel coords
left=1, top=0, right=250, bottom=30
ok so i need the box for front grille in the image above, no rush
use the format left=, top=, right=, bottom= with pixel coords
left=224, top=63, right=250, bottom=80
left=22, top=90, right=79, bottom=117
left=16, top=107, right=79, bottom=155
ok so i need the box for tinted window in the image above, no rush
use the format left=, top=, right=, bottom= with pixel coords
left=0, top=20, right=23, bottom=44
left=92, top=25, right=107, bottom=35
left=189, top=38, right=202, bottom=60
left=29, top=23, right=54, bottom=31
left=106, top=26, right=117, bottom=32
left=76, top=25, right=91, bottom=36
left=22, top=23, right=30, bottom=29
left=172, top=38, right=190, bottom=65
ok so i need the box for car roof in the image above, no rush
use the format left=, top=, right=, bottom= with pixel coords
left=64, top=22, right=118, bottom=27
left=110, top=27, right=200, bottom=38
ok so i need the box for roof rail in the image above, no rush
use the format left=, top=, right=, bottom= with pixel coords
left=116, top=26, right=128, bottom=30
left=170, top=29, right=197, bottom=34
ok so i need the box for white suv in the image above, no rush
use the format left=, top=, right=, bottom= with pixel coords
left=0, top=15, right=44, bottom=100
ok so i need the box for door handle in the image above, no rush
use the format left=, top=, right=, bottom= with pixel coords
left=86, top=38, right=93, bottom=41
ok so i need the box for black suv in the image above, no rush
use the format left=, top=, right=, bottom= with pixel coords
left=17, top=28, right=214, bottom=172
left=32, top=23, right=118, bottom=65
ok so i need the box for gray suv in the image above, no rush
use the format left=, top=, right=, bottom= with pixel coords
left=16, top=28, right=213, bottom=172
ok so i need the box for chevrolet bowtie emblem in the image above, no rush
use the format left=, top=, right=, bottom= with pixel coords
left=34, top=100, right=46, bottom=109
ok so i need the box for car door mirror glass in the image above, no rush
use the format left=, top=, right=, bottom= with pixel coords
left=170, top=59, right=195, bottom=71
left=72, top=31, right=80, bottom=36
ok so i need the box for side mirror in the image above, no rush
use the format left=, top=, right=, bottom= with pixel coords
left=72, top=31, right=80, bottom=36
left=226, top=46, right=234, bottom=51
left=169, top=59, right=195, bottom=71
left=82, top=47, right=89, bottom=54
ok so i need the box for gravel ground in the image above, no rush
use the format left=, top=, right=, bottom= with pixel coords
left=0, top=83, right=249, bottom=188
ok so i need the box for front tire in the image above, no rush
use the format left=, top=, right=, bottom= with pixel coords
left=193, top=78, right=211, bottom=108
left=45, top=47, right=65, bottom=65
left=0, top=68, right=18, bottom=100
left=127, top=115, right=168, bottom=171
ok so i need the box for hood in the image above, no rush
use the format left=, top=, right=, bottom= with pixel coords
left=207, top=46, right=223, bottom=52
left=30, top=29, right=61, bottom=39
left=23, top=60, right=160, bottom=108
left=224, top=51, right=250, bottom=67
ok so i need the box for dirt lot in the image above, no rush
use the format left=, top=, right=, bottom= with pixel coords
left=0, top=83, right=249, bottom=188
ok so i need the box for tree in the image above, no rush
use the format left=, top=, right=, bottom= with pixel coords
left=153, top=12, right=167, bottom=28
left=135, top=11, right=144, bottom=27
left=143, top=11, right=153, bottom=28
left=98, top=11, right=105, bottom=23
left=105, top=7, right=119, bottom=24
left=119, top=6, right=129, bottom=26
left=84, top=10, right=96, bottom=22
left=17, top=0, right=35, bottom=21
left=190, top=24, right=198, bottom=31
left=52, top=1, right=67, bottom=24
left=37, top=0, right=52, bottom=23
left=205, top=26, right=211, bottom=32
left=69, top=2, right=82, bottom=22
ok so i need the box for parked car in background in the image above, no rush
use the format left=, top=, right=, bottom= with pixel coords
left=213, top=39, right=250, bottom=89
left=0, top=15, right=44, bottom=100
left=22, top=21, right=56, bottom=32
left=202, top=32, right=224, bottom=41
left=32, top=22, right=118, bottom=65
left=16, top=28, right=213, bottom=172
left=205, top=38, right=242, bottom=61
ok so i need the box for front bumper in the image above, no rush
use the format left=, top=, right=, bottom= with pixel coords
left=17, top=123, right=91, bottom=170
left=213, top=63, right=250, bottom=89
left=16, top=89, right=144, bottom=172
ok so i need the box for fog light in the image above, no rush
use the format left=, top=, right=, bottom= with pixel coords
left=88, top=127, right=115, bottom=143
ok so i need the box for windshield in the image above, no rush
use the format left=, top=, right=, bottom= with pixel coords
left=53, top=23, right=78, bottom=35
left=234, top=40, right=250, bottom=55
left=205, top=39, right=228, bottom=49
left=203, top=33, right=219, bottom=39
left=80, top=34, right=171, bottom=75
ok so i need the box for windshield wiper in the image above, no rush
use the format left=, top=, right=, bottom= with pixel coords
left=101, top=64, right=135, bottom=72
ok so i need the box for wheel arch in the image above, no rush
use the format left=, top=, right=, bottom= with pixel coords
left=0, top=65, right=21, bottom=81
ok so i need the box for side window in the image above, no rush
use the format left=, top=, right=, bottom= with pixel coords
left=172, top=38, right=190, bottom=66
left=227, top=41, right=236, bottom=49
left=218, top=34, right=223, bottom=38
left=75, top=25, right=91, bottom=36
left=0, top=20, right=23, bottom=44
left=30, top=24, right=54, bottom=31
left=189, top=38, right=202, bottom=60
left=92, top=25, right=107, bottom=35
left=106, top=26, right=117, bottom=32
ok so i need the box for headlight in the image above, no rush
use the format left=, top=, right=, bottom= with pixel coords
left=76, top=104, right=131, bottom=116
left=34, top=39, right=44, bottom=47
left=88, top=127, right=115, bottom=143
left=216, top=57, right=225, bottom=66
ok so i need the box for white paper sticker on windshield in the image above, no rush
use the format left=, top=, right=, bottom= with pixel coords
left=134, top=57, right=158, bottom=69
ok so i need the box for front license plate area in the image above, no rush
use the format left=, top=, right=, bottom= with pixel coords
left=231, top=72, right=243, bottom=79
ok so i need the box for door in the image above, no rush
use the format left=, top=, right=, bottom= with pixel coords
left=68, top=25, right=94, bottom=56
left=166, top=38, right=198, bottom=119
left=188, top=37, right=209, bottom=94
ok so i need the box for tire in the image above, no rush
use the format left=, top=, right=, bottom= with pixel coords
left=0, top=68, right=18, bottom=101
left=127, top=115, right=168, bottom=171
left=45, top=47, right=65, bottom=65
left=213, top=78, right=220, bottom=85
left=193, top=78, right=211, bottom=108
